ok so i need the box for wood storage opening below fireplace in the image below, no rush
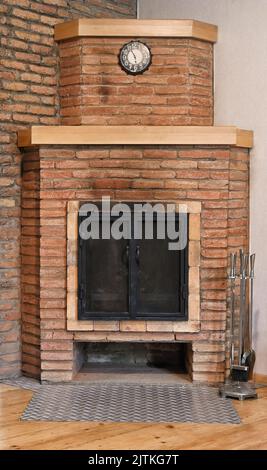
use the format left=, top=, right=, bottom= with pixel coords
left=73, top=342, right=192, bottom=383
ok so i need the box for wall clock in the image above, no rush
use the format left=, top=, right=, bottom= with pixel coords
left=119, top=41, right=152, bottom=75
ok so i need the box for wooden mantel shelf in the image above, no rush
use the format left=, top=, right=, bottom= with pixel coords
left=54, top=19, right=218, bottom=43
left=17, top=126, right=253, bottom=148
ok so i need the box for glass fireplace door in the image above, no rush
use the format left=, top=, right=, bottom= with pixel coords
left=137, top=220, right=182, bottom=317
left=78, top=211, right=188, bottom=321
left=79, top=219, right=130, bottom=319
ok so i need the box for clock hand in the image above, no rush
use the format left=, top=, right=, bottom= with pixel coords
left=131, top=50, right=137, bottom=63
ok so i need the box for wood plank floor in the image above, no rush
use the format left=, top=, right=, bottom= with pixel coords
left=0, top=383, right=267, bottom=450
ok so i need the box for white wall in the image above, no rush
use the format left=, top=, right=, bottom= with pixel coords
left=139, top=0, right=267, bottom=375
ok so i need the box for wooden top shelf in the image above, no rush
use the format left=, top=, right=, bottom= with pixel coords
left=54, top=19, right=218, bottom=43
left=17, top=126, right=253, bottom=148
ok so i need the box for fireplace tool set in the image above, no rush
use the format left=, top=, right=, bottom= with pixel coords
left=220, top=249, right=258, bottom=400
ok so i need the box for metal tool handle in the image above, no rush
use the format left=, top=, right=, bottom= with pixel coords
left=230, top=253, right=237, bottom=279
left=244, top=254, right=249, bottom=278
left=250, top=253, right=256, bottom=278
left=239, top=249, right=244, bottom=278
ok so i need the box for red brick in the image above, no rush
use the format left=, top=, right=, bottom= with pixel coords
left=2, top=59, right=27, bottom=70
left=202, top=209, right=228, bottom=219
left=41, top=351, right=73, bottom=361
left=193, top=342, right=225, bottom=352
left=202, top=238, right=227, bottom=248
left=41, top=341, right=73, bottom=351
left=199, top=180, right=228, bottom=190
left=201, top=305, right=226, bottom=315
left=21, top=72, right=42, bottom=83
left=42, top=361, right=73, bottom=371
left=192, top=362, right=225, bottom=372
left=176, top=169, right=209, bottom=179
left=201, top=228, right=228, bottom=238
left=132, top=180, right=164, bottom=189
left=201, top=269, right=227, bottom=284
left=13, top=113, right=39, bottom=123
left=40, top=320, right=66, bottom=330
left=7, top=39, right=28, bottom=51
left=41, top=371, right=73, bottom=382
left=12, top=7, right=39, bottom=21
left=192, top=372, right=225, bottom=383
left=165, top=180, right=197, bottom=189
left=143, top=149, right=177, bottom=159
left=179, top=150, right=229, bottom=159
left=193, top=352, right=225, bottom=363
left=187, top=190, right=228, bottom=200
left=202, top=259, right=228, bottom=268
left=201, top=248, right=228, bottom=259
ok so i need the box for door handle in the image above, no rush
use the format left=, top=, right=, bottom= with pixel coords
left=122, top=245, right=129, bottom=265
left=135, top=245, right=140, bottom=265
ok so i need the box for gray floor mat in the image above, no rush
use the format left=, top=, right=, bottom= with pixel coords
left=21, top=382, right=241, bottom=424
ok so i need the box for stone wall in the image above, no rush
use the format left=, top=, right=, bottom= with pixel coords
left=0, top=0, right=137, bottom=379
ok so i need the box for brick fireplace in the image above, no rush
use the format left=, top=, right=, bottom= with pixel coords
left=18, top=19, right=253, bottom=384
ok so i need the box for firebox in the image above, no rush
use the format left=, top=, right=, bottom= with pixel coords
left=78, top=208, right=188, bottom=321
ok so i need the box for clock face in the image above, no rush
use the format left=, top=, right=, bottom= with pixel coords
left=119, top=41, right=152, bottom=75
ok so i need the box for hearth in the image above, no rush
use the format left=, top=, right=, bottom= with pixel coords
left=78, top=206, right=188, bottom=321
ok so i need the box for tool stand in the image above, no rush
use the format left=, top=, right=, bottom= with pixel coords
left=219, top=381, right=257, bottom=400
left=220, top=251, right=258, bottom=400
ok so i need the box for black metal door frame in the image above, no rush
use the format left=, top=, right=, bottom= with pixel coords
left=78, top=208, right=188, bottom=321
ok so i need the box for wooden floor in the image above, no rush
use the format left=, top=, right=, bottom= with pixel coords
left=0, top=383, right=267, bottom=450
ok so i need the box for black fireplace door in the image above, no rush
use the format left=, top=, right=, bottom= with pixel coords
left=78, top=212, right=188, bottom=321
